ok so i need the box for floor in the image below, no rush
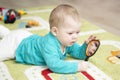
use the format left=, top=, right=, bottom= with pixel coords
left=0, top=0, right=120, bottom=37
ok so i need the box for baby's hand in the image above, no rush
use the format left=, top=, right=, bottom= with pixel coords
left=85, top=35, right=97, bottom=44
left=78, top=61, right=89, bottom=72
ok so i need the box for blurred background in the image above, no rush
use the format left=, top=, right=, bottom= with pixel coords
left=0, top=0, right=120, bottom=37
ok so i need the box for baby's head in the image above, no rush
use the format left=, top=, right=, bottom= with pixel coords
left=49, top=4, right=81, bottom=29
left=49, top=4, right=82, bottom=47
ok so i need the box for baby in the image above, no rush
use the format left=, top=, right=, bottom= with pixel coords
left=0, top=4, right=99, bottom=74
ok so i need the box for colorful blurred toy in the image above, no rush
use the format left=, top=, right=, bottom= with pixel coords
left=0, top=7, right=27, bottom=24
left=111, top=50, right=120, bottom=58
left=26, top=20, right=39, bottom=28
left=18, top=10, right=27, bottom=15
left=107, top=50, right=120, bottom=64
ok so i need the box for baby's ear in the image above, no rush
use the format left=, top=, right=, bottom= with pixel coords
left=51, top=27, right=58, bottom=36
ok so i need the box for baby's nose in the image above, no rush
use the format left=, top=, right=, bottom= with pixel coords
left=72, top=34, right=78, bottom=40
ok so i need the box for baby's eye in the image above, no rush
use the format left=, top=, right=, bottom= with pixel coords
left=68, top=33, right=73, bottom=35
left=76, top=31, right=80, bottom=34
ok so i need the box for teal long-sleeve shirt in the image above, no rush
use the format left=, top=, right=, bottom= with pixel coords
left=15, top=32, right=87, bottom=74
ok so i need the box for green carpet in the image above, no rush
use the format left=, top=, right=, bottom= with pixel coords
left=0, top=5, right=120, bottom=80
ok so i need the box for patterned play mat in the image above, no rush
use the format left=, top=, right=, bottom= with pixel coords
left=0, top=5, right=120, bottom=80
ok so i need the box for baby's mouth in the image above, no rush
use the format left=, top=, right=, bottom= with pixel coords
left=71, top=41, right=75, bottom=44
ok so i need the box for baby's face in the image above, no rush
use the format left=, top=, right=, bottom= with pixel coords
left=56, top=16, right=81, bottom=47
left=87, top=41, right=99, bottom=56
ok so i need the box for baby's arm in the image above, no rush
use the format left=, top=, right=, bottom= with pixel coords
left=67, top=42, right=87, bottom=60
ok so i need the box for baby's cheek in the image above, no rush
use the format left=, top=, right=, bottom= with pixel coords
left=93, top=46, right=97, bottom=50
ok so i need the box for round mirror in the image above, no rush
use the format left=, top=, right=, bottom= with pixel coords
left=85, top=40, right=100, bottom=61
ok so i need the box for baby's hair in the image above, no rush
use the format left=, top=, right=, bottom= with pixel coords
left=49, top=4, right=81, bottom=29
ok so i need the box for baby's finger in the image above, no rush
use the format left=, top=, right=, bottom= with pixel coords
left=91, top=35, right=96, bottom=40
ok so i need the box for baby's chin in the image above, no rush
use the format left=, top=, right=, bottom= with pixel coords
left=67, top=43, right=75, bottom=47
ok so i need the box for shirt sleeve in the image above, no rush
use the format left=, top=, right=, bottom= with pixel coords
left=67, top=42, right=87, bottom=60
left=41, top=40, right=79, bottom=74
